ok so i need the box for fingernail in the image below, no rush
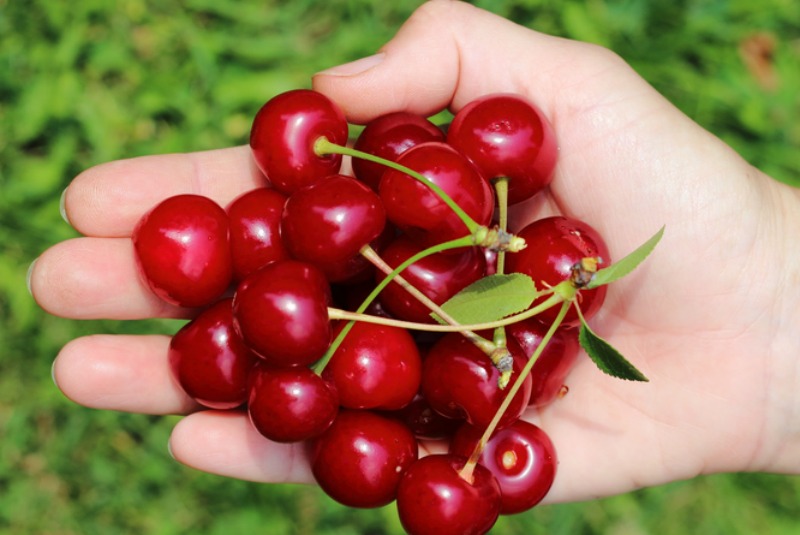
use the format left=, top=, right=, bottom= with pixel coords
left=51, top=358, right=59, bottom=388
left=26, top=258, right=37, bottom=297
left=60, top=187, right=71, bottom=225
left=316, top=53, right=385, bottom=77
left=167, top=439, right=176, bottom=460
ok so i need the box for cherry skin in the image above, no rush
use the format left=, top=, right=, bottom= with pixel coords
left=395, top=454, right=501, bottom=535
left=379, top=141, right=494, bottom=248
left=449, top=420, right=557, bottom=515
left=352, top=111, right=445, bottom=191
left=168, top=298, right=258, bottom=409
left=421, top=332, right=532, bottom=430
left=447, top=93, right=557, bottom=205
left=281, top=174, right=386, bottom=282
left=383, top=392, right=461, bottom=440
left=322, top=321, right=421, bottom=410
left=232, top=259, right=331, bottom=367
left=506, top=215, right=610, bottom=327
left=247, top=362, right=338, bottom=443
left=226, top=186, right=289, bottom=282
left=249, top=89, right=348, bottom=195
left=310, top=409, right=418, bottom=508
left=133, top=194, right=232, bottom=308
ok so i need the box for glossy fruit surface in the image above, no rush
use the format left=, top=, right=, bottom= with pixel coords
left=226, top=187, right=289, bottom=281
left=450, top=420, right=557, bottom=514
left=396, top=454, right=501, bottom=535
left=133, top=194, right=232, bottom=308
left=247, top=362, right=338, bottom=442
left=447, top=93, right=557, bottom=205
left=232, top=259, right=331, bottom=367
left=168, top=298, right=258, bottom=409
left=385, top=393, right=461, bottom=440
left=506, top=216, right=610, bottom=327
left=311, top=409, right=418, bottom=508
left=250, top=89, right=348, bottom=195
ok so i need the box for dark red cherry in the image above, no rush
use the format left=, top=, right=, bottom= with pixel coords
left=506, top=216, right=610, bottom=327
left=396, top=454, right=501, bottom=535
left=376, top=236, right=486, bottom=324
left=133, top=194, right=232, bottom=308
left=226, top=187, right=289, bottom=281
left=247, top=362, right=338, bottom=443
left=322, top=321, right=421, bottom=410
left=506, top=318, right=580, bottom=407
left=421, top=333, right=532, bottom=429
left=379, top=141, right=494, bottom=248
left=383, top=393, right=461, bottom=440
left=281, top=174, right=386, bottom=282
left=352, top=112, right=445, bottom=191
left=250, top=89, right=348, bottom=195
left=447, top=93, right=557, bottom=205
left=449, top=419, right=557, bottom=515
left=232, top=259, right=331, bottom=367
left=310, top=409, right=418, bottom=508
left=168, top=298, right=258, bottom=409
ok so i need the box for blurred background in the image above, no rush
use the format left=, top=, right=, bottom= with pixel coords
left=1, top=0, right=798, bottom=533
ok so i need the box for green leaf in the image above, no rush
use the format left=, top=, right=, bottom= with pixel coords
left=579, top=319, right=649, bottom=381
left=436, top=273, right=538, bottom=324
left=588, top=226, right=665, bottom=289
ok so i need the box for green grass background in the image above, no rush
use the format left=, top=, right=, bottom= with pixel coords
left=1, top=0, right=799, bottom=533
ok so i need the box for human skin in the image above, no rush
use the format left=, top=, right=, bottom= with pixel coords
left=29, top=0, right=800, bottom=504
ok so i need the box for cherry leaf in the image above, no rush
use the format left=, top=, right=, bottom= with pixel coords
left=578, top=318, right=648, bottom=381
left=587, top=226, right=665, bottom=289
left=436, top=273, right=538, bottom=324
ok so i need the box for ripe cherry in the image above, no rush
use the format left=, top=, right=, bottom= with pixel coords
left=133, top=194, right=232, bottom=308
left=384, top=393, right=461, bottom=440
left=232, top=259, right=331, bottom=367
left=168, top=298, right=258, bottom=409
left=250, top=89, right=348, bottom=195
left=447, top=93, right=557, bottom=205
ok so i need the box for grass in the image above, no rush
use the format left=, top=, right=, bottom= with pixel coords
left=1, top=0, right=798, bottom=533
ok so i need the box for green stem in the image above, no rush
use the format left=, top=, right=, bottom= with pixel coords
left=492, top=177, right=510, bottom=275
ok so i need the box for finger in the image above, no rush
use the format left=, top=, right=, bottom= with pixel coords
left=30, top=237, right=191, bottom=320
left=63, top=145, right=264, bottom=237
left=52, top=334, right=198, bottom=415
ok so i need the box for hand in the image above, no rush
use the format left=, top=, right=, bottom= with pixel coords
left=29, top=0, right=800, bottom=504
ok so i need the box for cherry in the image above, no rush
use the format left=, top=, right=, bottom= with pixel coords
left=281, top=174, right=386, bottom=282
left=379, top=141, right=494, bottom=248
left=505, top=318, right=580, bottom=407
left=384, top=393, right=461, bottom=440
left=310, top=409, right=418, bottom=508
left=421, top=332, right=532, bottom=429
left=352, top=111, right=445, bottom=191
left=132, top=194, right=232, bottom=308
left=168, top=298, right=258, bottom=409
left=226, top=187, right=289, bottom=281
left=232, top=259, right=331, bottom=367
left=449, top=420, right=557, bottom=515
left=376, top=236, right=487, bottom=324
left=506, top=215, right=610, bottom=327
left=247, top=362, right=338, bottom=443
left=322, top=321, right=421, bottom=410
left=447, top=93, right=557, bottom=205
left=395, top=454, right=501, bottom=535
left=249, top=89, right=348, bottom=195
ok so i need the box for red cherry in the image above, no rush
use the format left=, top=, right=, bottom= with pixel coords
left=396, top=454, right=501, bottom=535
left=232, top=259, right=331, bottom=367
left=421, top=333, right=532, bottom=429
left=310, top=409, right=418, bottom=508
left=323, top=321, right=421, bottom=410
left=133, top=194, right=232, bottom=308
left=168, top=298, right=258, bottom=409
left=352, top=111, right=445, bottom=191
left=379, top=141, right=494, bottom=248
left=249, top=89, right=348, bottom=195
left=506, top=215, right=610, bottom=327
left=226, top=187, right=289, bottom=281
left=383, top=393, right=461, bottom=440
left=247, top=362, right=338, bottom=443
left=447, top=93, right=557, bottom=205
left=449, top=420, right=557, bottom=515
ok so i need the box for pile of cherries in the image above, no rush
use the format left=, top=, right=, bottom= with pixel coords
left=132, top=88, right=611, bottom=535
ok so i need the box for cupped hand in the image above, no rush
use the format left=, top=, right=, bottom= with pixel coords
left=30, top=0, right=800, bottom=503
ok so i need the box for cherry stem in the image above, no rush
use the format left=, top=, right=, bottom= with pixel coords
left=492, top=177, right=510, bottom=275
